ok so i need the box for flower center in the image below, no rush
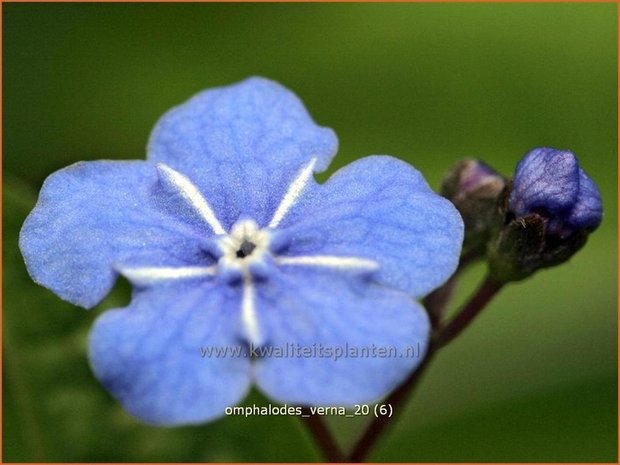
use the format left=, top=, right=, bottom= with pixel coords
left=218, top=219, right=270, bottom=270
left=235, top=240, right=257, bottom=259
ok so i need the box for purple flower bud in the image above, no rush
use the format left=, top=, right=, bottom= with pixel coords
left=440, top=159, right=506, bottom=257
left=458, top=159, right=503, bottom=195
left=488, top=148, right=603, bottom=283
left=508, top=147, right=602, bottom=238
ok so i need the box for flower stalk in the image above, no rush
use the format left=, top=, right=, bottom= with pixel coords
left=345, top=272, right=503, bottom=462
left=301, top=408, right=345, bottom=462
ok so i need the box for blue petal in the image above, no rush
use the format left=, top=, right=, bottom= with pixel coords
left=566, top=170, right=603, bottom=231
left=253, top=268, right=430, bottom=405
left=147, top=77, right=338, bottom=229
left=270, top=156, right=464, bottom=297
left=19, top=161, right=215, bottom=308
left=508, top=147, right=580, bottom=217
left=89, top=280, right=251, bottom=426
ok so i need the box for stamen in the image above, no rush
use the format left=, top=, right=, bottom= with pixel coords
left=236, top=240, right=257, bottom=258
left=157, top=164, right=226, bottom=235
left=268, top=158, right=317, bottom=228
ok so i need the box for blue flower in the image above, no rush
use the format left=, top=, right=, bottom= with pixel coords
left=508, top=147, right=602, bottom=238
left=19, top=77, right=463, bottom=425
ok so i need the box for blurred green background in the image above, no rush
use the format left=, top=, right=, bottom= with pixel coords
left=3, top=3, right=617, bottom=462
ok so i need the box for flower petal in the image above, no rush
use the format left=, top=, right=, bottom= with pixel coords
left=19, top=161, right=217, bottom=308
left=88, top=280, right=251, bottom=426
left=508, top=147, right=580, bottom=218
left=147, top=77, right=338, bottom=229
left=253, top=268, right=430, bottom=405
left=566, top=170, right=603, bottom=231
left=271, top=155, right=464, bottom=297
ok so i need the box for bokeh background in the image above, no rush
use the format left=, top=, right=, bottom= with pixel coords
left=3, top=3, right=617, bottom=462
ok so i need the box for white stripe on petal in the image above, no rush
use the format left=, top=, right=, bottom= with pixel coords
left=275, top=255, right=379, bottom=271
left=157, top=163, right=226, bottom=235
left=118, top=266, right=217, bottom=284
left=268, top=158, right=317, bottom=229
left=242, top=275, right=261, bottom=345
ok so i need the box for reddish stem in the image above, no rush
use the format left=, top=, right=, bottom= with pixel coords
left=301, top=407, right=345, bottom=462
left=347, top=275, right=503, bottom=462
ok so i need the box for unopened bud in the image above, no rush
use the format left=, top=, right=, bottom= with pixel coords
left=489, top=147, right=602, bottom=282
left=441, top=159, right=507, bottom=257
